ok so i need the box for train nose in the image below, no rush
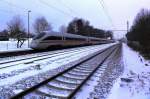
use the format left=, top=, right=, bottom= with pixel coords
left=30, top=40, right=39, bottom=49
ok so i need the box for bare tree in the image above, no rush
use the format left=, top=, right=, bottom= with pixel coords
left=7, top=15, right=26, bottom=48
left=33, top=16, right=52, bottom=33
left=59, top=25, right=66, bottom=40
left=59, top=25, right=66, bottom=33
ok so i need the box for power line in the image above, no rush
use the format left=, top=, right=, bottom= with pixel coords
left=0, top=8, right=28, bottom=18
left=99, top=0, right=113, bottom=25
left=97, top=0, right=115, bottom=28
left=56, top=0, right=80, bottom=17
left=1, top=0, right=42, bottom=17
left=0, top=0, right=67, bottom=28
left=1, top=0, right=28, bottom=12
left=0, top=0, right=19, bottom=16
left=0, top=2, right=36, bottom=24
left=0, top=0, right=30, bottom=17
left=39, top=0, right=75, bottom=18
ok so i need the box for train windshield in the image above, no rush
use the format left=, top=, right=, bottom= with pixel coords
left=33, top=32, right=45, bottom=40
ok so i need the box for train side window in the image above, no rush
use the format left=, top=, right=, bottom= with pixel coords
left=91, top=38, right=100, bottom=41
left=43, top=36, right=62, bottom=40
left=65, top=37, right=85, bottom=41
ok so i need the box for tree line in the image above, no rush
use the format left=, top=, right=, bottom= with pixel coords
left=126, top=8, right=150, bottom=56
left=67, top=18, right=113, bottom=39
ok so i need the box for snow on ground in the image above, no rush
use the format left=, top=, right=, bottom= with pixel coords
left=107, top=43, right=150, bottom=99
left=0, top=40, right=31, bottom=52
left=74, top=64, right=108, bottom=99
left=0, top=43, right=116, bottom=87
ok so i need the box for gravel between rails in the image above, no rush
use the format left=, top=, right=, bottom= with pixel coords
left=88, top=43, right=124, bottom=99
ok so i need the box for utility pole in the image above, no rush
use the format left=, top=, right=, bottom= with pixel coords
left=28, top=10, right=31, bottom=47
left=127, top=21, right=129, bottom=33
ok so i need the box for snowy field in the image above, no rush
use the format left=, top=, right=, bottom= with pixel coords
left=107, top=43, right=150, bottom=99
left=0, top=40, right=31, bottom=52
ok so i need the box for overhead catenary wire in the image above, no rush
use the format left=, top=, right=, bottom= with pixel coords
left=0, top=0, right=45, bottom=17
left=39, top=0, right=75, bottom=18
left=0, top=0, right=31, bottom=17
left=0, top=4, right=28, bottom=18
left=97, top=0, right=115, bottom=28
left=0, top=9, right=27, bottom=17
left=0, top=0, right=117, bottom=31
left=1, top=0, right=75, bottom=18
left=0, top=1, right=36, bottom=27
left=101, top=0, right=114, bottom=25
left=55, top=0, right=81, bottom=17
left=0, top=0, right=69, bottom=30
left=0, top=0, right=28, bottom=12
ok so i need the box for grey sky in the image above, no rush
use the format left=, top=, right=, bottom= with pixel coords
left=0, top=0, right=150, bottom=39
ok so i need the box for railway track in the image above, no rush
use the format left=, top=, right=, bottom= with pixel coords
left=0, top=46, right=75, bottom=58
left=11, top=44, right=120, bottom=99
left=0, top=45, right=96, bottom=58
left=0, top=46, right=79, bottom=59
left=0, top=49, right=36, bottom=58
left=0, top=45, right=94, bottom=64
left=0, top=44, right=114, bottom=69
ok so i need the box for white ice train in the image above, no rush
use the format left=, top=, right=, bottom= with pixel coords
left=30, top=31, right=114, bottom=50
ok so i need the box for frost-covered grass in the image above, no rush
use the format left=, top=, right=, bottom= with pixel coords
left=107, top=43, right=150, bottom=99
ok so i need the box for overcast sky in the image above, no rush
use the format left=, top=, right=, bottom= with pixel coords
left=0, top=0, right=150, bottom=39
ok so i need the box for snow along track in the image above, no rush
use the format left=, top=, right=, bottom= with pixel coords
left=0, top=44, right=116, bottom=87
left=0, top=45, right=100, bottom=62
left=11, top=44, right=120, bottom=99
left=0, top=44, right=115, bottom=69
left=74, top=44, right=122, bottom=99
left=0, top=49, right=34, bottom=58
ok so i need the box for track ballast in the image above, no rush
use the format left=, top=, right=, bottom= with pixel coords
left=11, top=44, right=120, bottom=99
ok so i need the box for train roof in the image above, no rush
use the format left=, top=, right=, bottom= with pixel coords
left=42, top=31, right=109, bottom=40
left=43, top=31, right=88, bottom=39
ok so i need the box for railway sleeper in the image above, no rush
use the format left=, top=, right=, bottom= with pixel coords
left=55, top=77, right=81, bottom=85
left=76, top=66, right=94, bottom=71
left=52, top=79, right=79, bottom=87
left=78, top=65, right=96, bottom=69
left=48, top=81, right=76, bottom=91
left=23, top=91, right=52, bottom=99
left=71, top=69, right=92, bottom=74
left=68, top=71, right=89, bottom=76
left=57, top=76, right=83, bottom=84
left=46, top=84, right=74, bottom=91
left=63, top=73, right=86, bottom=80
left=73, top=68, right=93, bottom=72
left=34, top=90, right=67, bottom=99
left=66, top=72, right=87, bottom=78
left=37, top=85, right=71, bottom=98
left=61, top=74, right=85, bottom=81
